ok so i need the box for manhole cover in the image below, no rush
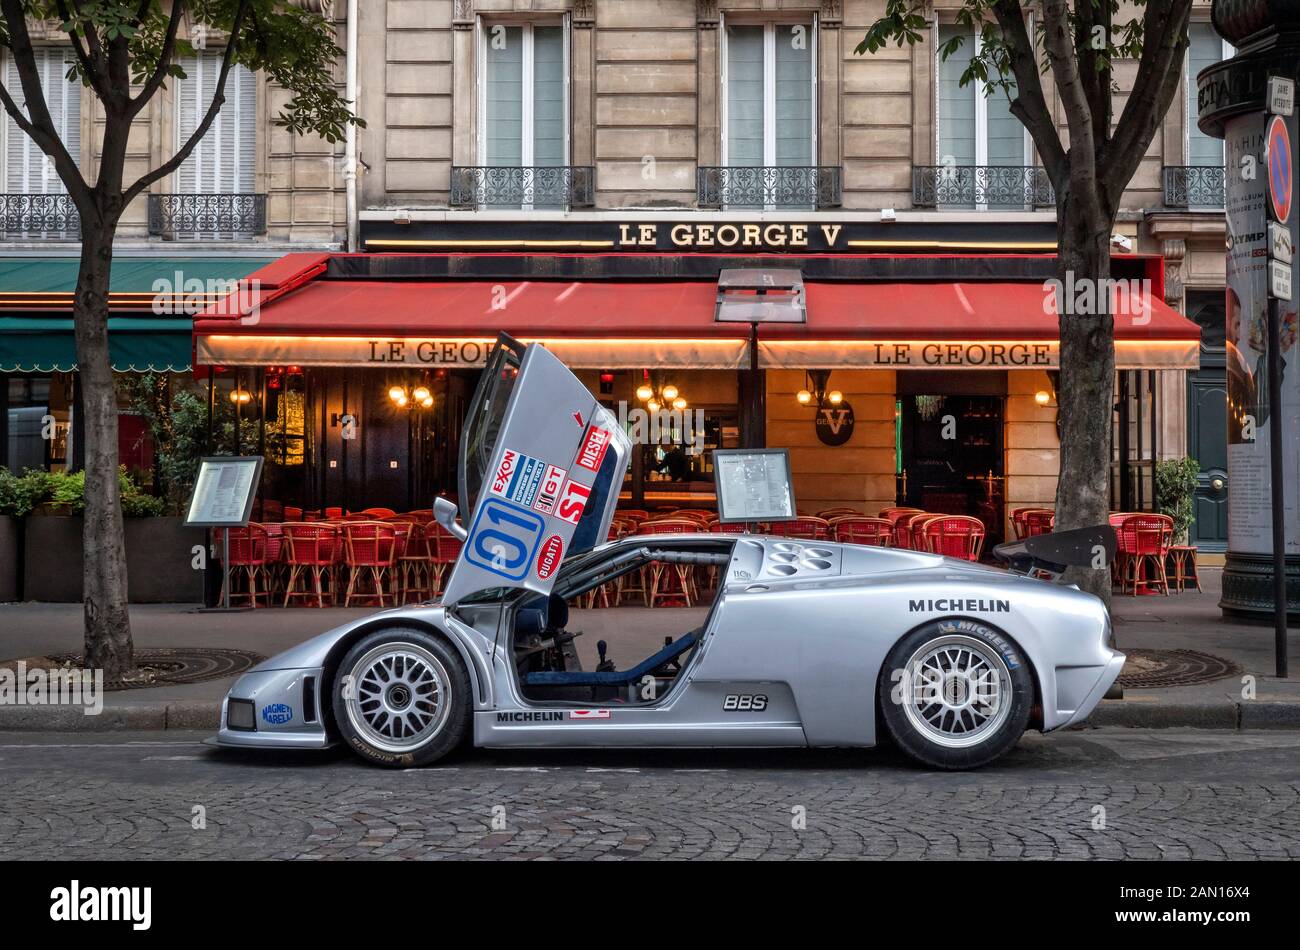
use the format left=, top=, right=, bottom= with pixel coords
left=1117, top=649, right=1243, bottom=689
left=43, top=647, right=265, bottom=691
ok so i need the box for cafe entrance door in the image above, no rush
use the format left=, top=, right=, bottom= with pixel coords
left=896, top=372, right=1007, bottom=544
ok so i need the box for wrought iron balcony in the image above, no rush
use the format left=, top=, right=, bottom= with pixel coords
left=912, top=165, right=1054, bottom=210
left=1162, top=165, right=1225, bottom=209
left=147, top=193, right=267, bottom=238
left=0, top=193, right=80, bottom=238
left=449, top=166, right=595, bottom=210
left=697, top=166, right=842, bottom=209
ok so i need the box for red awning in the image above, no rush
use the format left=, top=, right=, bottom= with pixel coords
left=196, top=269, right=1200, bottom=371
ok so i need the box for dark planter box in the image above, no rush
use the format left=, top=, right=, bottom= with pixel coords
left=23, top=516, right=206, bottom=603
left=0, top=516, right=18, bottom=602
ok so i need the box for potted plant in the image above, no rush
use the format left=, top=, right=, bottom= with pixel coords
left=1155, top=457, right=1201, bottom=546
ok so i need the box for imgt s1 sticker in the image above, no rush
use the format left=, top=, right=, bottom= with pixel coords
left=532, top=464, right=567, bottom=515
left=556, top=479, right=592, bottom=525
left=489, top=447, right=547, bottom=508
left=535, top=534, right=564, bottom=580
left=465, top=498, right=545, bottom=581
left=574, top=425, right=612, bottom=472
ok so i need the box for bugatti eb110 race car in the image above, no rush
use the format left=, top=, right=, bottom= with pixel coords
left=214, top=335, right=1123, bottom=770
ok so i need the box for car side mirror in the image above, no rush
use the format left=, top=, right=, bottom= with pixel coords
left=434, top=496, right=467, bottom=542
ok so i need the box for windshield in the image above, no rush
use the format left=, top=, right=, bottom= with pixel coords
left=459, top=336, right=524, bottom=519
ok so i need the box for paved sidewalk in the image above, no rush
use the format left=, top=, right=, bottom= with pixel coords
left=0, top=565, right=1296, bottom=730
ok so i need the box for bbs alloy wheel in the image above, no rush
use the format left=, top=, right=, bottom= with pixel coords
left=878, top=619, right=1033, bottom=770
left=332, top=628, right=470, bottom=768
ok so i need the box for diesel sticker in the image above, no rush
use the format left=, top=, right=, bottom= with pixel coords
left=532, top=464, right=567, bottom=515
left=490, top=448, right=547, bottom=508
left=574, top=425, right=612, bottom=472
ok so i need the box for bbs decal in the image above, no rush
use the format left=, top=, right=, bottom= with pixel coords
left=722, top=693, right=768, bottom=712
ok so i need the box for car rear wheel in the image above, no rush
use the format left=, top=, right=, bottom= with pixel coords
left=877, top=619, right=1033, bottom=770
left=332, top=628, right=471, bottom=768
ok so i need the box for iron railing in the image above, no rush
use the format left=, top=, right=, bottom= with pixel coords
left=0, top=193, right=80, bottom=238
left=697, top=165, right=842, bottom=209
left=147, top=193, right=267, bottom=238
left=449, top=165, right=595, bottom=210
left=912, top=165, right=1055, bottom=209
left=1163, top=165, right=1225, bottom=209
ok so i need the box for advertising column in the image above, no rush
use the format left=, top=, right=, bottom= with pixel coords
left=1200, top=2, right=1300, bottom=626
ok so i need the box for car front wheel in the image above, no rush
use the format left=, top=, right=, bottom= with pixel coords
left=877, top=619, right=1033, bottom=770
left=332, top=627, right=471, bottom=768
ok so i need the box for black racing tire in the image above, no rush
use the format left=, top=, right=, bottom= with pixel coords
left=877, top=618, right=1033, bottom=770
left=331, top=627, right=472, bottom=768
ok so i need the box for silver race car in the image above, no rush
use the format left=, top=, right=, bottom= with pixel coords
left=214, top=335, right=1123, bottom=770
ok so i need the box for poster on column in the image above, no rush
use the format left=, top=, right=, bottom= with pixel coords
left=1224, top=112, right=1300, bottom=555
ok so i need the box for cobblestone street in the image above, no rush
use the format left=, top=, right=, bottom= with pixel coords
left=2, top=729, right=1297, bottom=860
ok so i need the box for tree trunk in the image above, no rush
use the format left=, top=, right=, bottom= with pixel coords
left=74, top=224, right=133, bottom=679
left=1054, top=191, right=1116, bottom=607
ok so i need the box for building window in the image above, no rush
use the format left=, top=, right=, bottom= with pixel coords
left=2, top=48, right=81, bottom=236
left=175, top=51, right=256, bottom=194
left=481, top=22, right=567, bottom=168
left=1187, top=23, right=1228, bottom=167
left=722, top=22, right=815, bottom=169
left=934, top=25, right=1034, bottom=209
left=938, top=25, right=1025, bottom=170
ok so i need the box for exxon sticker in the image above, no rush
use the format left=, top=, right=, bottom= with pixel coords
left=490, top=448, right=547, bottom=508
left=261, top=703, right=293, bottom=725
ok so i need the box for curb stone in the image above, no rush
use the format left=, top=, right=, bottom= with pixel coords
left=1, top=699, right=1298, bottom=733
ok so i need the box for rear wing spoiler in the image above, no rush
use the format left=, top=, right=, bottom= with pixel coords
left=992, top=524, right=1117, bottom=579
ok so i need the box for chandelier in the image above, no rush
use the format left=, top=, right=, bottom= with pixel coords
left=635, top=370, right=688, bottom=412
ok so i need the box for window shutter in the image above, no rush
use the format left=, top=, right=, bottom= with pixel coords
left=532, top=26, right=565, bottom=166
left=726, top=25, right=765, bottom=167
left=1187, top=24, right=1224, bottom=167
left=937, top=25, right=976, bottom=168
left=485, top=25, right=524, bottom=166
left=4, top=48, right=80, bottom=193
left=176, top=51, right=255, bottom=193
left=774, top=24, right=812, bottom=167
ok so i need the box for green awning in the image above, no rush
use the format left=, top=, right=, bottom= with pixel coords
left=0, top=256, right=273, bottom=373
left=0, top=316, right=194, bottom=372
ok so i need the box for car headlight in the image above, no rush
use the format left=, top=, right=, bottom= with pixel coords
left=226, top=698, right=256, bottom=731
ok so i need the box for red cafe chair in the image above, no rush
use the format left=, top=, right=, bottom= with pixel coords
left=1119, top=513, right=1174, bottom=595
left=637, top=518, right=699, bottom=607
left=767, top=517, right=831, bottom=541
left=283, top=523, right=341, bottom=608
left=342, top=522, right=398, bottom=607
left=830, top=516, right=893, bottom=546
left=818, top=506, right=861, bottom=519
left=1023, top=509, right=1055, bottom=537
left=222, top=523, right=270, bottom=607
left=923, top=515, right=986, bottom=561
left=892, top=512, right=930, bottom=550
left=425, top=522, right=464, bottom=599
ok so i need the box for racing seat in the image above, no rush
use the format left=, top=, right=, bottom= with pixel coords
left=520, top=630, right=699, bottom=687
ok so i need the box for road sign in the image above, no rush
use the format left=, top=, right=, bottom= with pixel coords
left=1267, top=115, right=1293, bottom=223
left=1270, top=220, right=1293, bottom=263
left=1269, top=76, right=1296, bottom=116
left=1269, top=259, right=1293, bottom=300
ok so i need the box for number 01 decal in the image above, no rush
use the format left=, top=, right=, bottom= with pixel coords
left=465, top=498, right=545, bottom=581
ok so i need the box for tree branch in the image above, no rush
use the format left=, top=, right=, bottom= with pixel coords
left=1040, top=0, right=1100, bottom=213
left=1074, top=0, right=1111, bottom=150
left=1104, top=0, right=1192, bottom=210
left=991, top=0, right=1068, bottom=187
left=53, top=0, right=109, bottom=96
left=0, top=0, right=91, bottom=208
left=129, top=0, right=188, bottom=118
left=122, top=0, right=252, bottom=206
